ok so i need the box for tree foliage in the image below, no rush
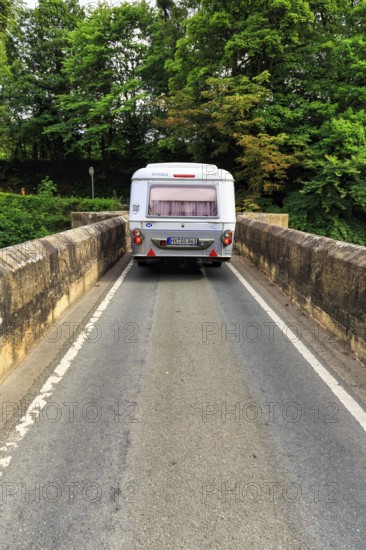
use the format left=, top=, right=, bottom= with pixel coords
left=2, top=0, right=83, bottom=160
left=0, top=0, right=366, bottom=244
left=52, top=2, right=156, bottom=166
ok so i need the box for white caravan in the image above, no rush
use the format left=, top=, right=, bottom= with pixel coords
left=129, top=162, right=236, bottom=266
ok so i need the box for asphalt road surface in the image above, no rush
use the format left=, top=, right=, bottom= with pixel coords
left=1, top=254, right=366, bottom=550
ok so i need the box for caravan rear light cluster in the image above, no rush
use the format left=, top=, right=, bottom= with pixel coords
left=133, top=228, right=144, bottom=245
left=222, top=230, right=233, bottom=246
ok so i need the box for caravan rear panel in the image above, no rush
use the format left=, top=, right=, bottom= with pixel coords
left=129, top=163, right=236, bottom=266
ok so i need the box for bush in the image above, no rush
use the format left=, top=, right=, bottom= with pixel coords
left=276, top=191, right=366, bottom=246
left=239, top=190, right=366, bottom=246
left=37, top=176, right=58, bottom=197
left=0, top=192, right=123, bottom=249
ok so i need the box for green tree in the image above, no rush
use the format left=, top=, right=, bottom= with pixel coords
left=159, top=1, right=307, bottom=190
left=156, top=0, right=175, bottom=21
left=160, top=72, right=300, bottom=201
left=57, top=1, right=157, bottom=169
left=159, top=0, right=366, bottom=241
left=1, top=0, right=366, bottom=244
left=0, top=0, right=12, bottom=158
left=141, top=1, right=188, bottom=97
left=275, top=1, right=366, bottom=242
left=0, top=0, right=10, bottom=33
left=2, top=0, right=83, bottom=160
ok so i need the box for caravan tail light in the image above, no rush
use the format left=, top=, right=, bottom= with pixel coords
left=222, top=230, right=233, bottom=246
left=133, top=228, right=144, bottom=245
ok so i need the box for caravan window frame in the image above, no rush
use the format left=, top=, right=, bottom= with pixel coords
left=146, top=181, right=220, bottom=219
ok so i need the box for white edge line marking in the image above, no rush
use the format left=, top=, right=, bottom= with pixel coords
left=0, top=259, right=134, bottom=472
left=227, top=263, right=366, bottom=432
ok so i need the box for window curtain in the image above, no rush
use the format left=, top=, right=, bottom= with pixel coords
left=149, top=186, right=218, bottom=217
left=149, top=201, right=217, bottom=216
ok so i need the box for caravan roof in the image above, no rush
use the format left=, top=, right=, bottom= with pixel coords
left=131, top=162, right=234, bottom=182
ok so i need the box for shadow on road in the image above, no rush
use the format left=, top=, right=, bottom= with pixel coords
left=133, top=259, right=206, bottom=281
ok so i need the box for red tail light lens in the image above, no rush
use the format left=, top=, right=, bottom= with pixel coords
left=133, top=228, right=144, bottom=245
left=222, top=230, right=233, bottom=246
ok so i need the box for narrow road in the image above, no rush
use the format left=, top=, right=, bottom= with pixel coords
left=1, top=254, right=366, bottom=549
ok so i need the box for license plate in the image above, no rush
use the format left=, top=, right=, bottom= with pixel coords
left=167, top=237, right=198, bottom=245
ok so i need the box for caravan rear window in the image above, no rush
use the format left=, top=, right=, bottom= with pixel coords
left=148, top=185, right=218, bottom=217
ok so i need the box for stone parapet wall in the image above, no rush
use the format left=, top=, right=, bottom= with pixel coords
left=71, top=211, right=128, bottom=228
left=237, top=213, right=289, bottom=227
left=235, top=217, right=366, bottom=363
left=0, top=217, right=128, bottom=382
